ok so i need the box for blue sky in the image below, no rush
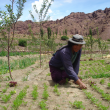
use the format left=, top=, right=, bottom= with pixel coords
left=0, top=0, right=110, bottom=21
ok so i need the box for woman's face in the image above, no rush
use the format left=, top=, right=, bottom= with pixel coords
left=72, top=44, right=83, bottom=52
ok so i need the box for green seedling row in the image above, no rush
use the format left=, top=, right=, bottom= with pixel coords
left=42, top=83, right=49, bottom=100
left=83, top=90, right=109, bottom=110
left=31, top=85, right=38, bottom=100
left=11, top=85, right=29, bottom=110
left=0, top=51, right=38, bottom=56
left=91, top=84, right=110, bottom=101
left=53, top=84, right=61, bottom=96
left=69, top=100, right=85, bottom=110
left=0, top=57, right=38, bottom=75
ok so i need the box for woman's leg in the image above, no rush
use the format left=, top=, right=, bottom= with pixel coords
left=49, top=65, right=62, bottom=83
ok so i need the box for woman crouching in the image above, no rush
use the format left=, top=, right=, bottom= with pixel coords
left=49, top=34, right=87, bottom=89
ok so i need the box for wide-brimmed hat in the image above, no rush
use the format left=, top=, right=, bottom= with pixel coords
left=68, top=34, right=86, bottom=44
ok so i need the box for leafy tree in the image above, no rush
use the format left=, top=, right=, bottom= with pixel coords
left=88, top=29, right=96, bottom=58
left=0, top=0, right=26, bottom=80
left=47, top=27, right=51, bottom=39
left=29, top=0, right=54, bottom=67
left=96, top=27, right=108, bottom=58
left=40, top=27, right=44, bottom=39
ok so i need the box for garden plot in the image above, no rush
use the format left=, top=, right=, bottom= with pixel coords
left=0, top=54, right=110, bottom=110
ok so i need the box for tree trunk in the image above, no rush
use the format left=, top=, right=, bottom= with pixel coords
left=8, top=31, right=13, bottom=80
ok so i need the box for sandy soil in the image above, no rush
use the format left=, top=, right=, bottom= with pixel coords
left=0, top=55, right=110, bottom=110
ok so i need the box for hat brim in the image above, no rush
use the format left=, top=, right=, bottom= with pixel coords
left=68, top=38, right=86, bottom=44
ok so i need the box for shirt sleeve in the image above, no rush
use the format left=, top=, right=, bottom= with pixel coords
left=73, top=49, right=82, bottom=75
left=60, top=48, right=79, bottom=81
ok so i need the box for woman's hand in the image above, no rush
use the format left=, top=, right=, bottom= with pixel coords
left=75, top=79, right=87, bottom=89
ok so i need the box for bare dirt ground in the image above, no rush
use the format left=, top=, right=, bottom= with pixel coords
left=0, top=54, right=110, bottom=110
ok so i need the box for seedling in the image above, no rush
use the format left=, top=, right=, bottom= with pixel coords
left=42, top=90, right=49, bottom=100
left=69, top=100, right=85, bottom=110
left=89, top=81, right=96, bottom=86
left=83, top=90, right=109, bottom=110
left=31, top=85, right=38, bottom=100
left=42, top=83, right=49, bottom=100
left=2, top=88, right=7, bottom=93
left=12, top=86, right=28, bottom=110
left=100, top=79, right=105, bottom=84
left=107, top=83, right=110, bottom=88
left=53, top=84, right=61, bottom=96
left=1, top=94, right=11, bottom=103
left=38, top=99, right=47, bottom=110
left=0, top=105, right=9, bottom=110
left=46, top=73, right=51, bottom=76
left=22, top=75, right=28, bottom=81
left=10, top=90, right=16, bottom=95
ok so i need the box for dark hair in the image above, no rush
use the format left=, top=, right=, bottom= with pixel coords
left=67, top=41, right=77, bottom=47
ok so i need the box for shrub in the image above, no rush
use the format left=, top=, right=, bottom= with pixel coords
left=61, top=36, right=69, bottom=40
left=107, top=39, right=110, bottom=41
left=18, top=39, right=27, bottom=47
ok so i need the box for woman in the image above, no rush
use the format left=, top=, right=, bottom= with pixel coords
left=49, top=34, right=87, bottom=89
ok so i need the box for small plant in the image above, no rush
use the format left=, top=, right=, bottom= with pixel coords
left=12, top=85, right=28, bottom=110
left=38, top=99, right=47, bottom=110
left=100, top=79, right=105, bottom=84
left=42, top=90, right=49, bottom=100
left=53, top=84, right=61, bottom=96
left=69, top=100, right=85, bottom=110
left=46, top=73, right=51, bottom=76
left=107, top=83, right=110, bottom=88
left=1, top=94, right=11, bottom=103
left=31, top=85, right=38, bottom=100
left=18, top=39, right=27, bottom=47
left=10, top=90, right=16, bottom=95
left=61, top=36, right=68, bottom=40
left=2, top=88, right=7, bottom=93
left=9, top=81, right=17, bottom=87
left=0, top=105, right=9, bottom=110
left=22, top=75, right=28, bottom=81
left=42, top=83, right=49, bottom=100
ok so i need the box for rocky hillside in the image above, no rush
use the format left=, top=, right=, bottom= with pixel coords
left=15, top=7, right=110, bottom=40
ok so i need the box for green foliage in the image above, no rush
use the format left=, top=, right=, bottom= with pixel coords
left=46, top=73, right=51, bottom=76
left=100, top=79, right=105, bottom=84
left=10, top=90, right=16, bottom=95
left=61, top=36, right=69, bottom=40
left=12, top=85, right=28, bottom=110
left=53, top=84, right=61, bottom=96
left=69, top=100, right=85, bottom=110
left=42, top=83, right=49, bottom=100
left=83, top=90, right=109, bottom=110
left=108, top=83, right=110, bottom=88
left=1, top=94, right=11, bottom=103
left=47, top=27, right=51, bottom=39
left=18, top=39, right=27, bottom=47
left=31, top=85, right=38, bottom=100
left=40, top=28, right=44, bottom=39
left=38, top=99, right=47, bottom=110
left=107, top=39, right=110, bottom=41
left=65, top=29, right=67, bottom=36
left=0, top=105, right=9, bottom=110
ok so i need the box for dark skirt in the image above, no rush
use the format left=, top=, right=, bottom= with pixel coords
left=49, top=64, right=71, bottom=84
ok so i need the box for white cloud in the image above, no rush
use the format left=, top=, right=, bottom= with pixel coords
left=30, top=0, right=53, bottom=21
left=64, top=0, right=72, bottom=3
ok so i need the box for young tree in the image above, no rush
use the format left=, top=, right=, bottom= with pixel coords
left=40, top=27, right=44, bottom=39
left=0, top=0, right=26, bottom=80
left=47, top=27, right=51, bottom=39
left=65, top=29, right=67, bottom=36
left=96, top=27, right=108, bottom=58
left=88, top=28, right=96, bottom=58
left=29, top=0, right=54, bottom=68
